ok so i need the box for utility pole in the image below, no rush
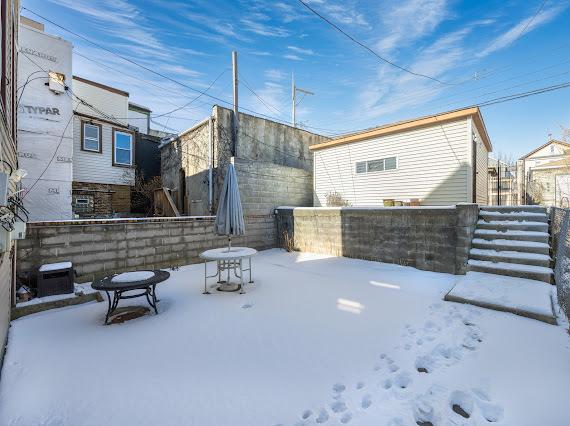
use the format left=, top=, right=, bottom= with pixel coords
left=291, top=72, right=314, bottom=128
left=232, top=51, right=238, bottom=156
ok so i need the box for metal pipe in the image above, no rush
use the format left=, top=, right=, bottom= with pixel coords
left=208, top=115, right=214, bottom=214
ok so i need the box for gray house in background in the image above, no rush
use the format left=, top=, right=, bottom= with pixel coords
left=160, top=105, right=328, bottom=216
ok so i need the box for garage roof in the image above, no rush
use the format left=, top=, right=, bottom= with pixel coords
left=309, top=106, right=492, bottom=152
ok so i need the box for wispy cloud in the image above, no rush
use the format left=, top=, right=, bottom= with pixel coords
left=477, top=3, right=568, bottom=58
left=306, top=0, right=370, bottom=28
left=48, top=0, right=164, bottom=50
left=287, top=46, right=315, bottom=55
left=265, top=69, right=288, bottom=81
left=376, top=0, right=449, bottom=54
left=284, top=54, right=303, bottom=61
left=241, top=14, right=291, bottom=37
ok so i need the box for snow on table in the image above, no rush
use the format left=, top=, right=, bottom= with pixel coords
left=447, top=271, right=556, bottom=323
left=111, top=271, right=155, bottom=283
left=2, top=249, right=570, bottom=426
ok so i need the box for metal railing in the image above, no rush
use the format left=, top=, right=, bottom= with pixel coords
left=551, top=207, right=570, bottom=319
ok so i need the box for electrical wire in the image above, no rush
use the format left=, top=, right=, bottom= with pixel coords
left=21, top=7, right=347, bottom=135
left=296, top=0, right=450, bottom=85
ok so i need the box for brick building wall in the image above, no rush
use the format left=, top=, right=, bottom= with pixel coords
left=72, top=182, right=131, bottom=218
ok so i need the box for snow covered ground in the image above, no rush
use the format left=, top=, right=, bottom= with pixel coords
left=1, top=249, right=569, bottom=426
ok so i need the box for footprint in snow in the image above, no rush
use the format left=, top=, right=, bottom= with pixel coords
left=333, top=383, right=346, bottom=393
left=393, top=371, right=413, bottom=389
left=315, top=409, right=329, bottom=424
left=388, top=363, right=400, bottom=373
left=301, top=409, right=312, bottom=420
left=330, top=400, right=348, bottom=413
left=361, top=394, right=372, bottom=409
left=356, top=381, right=365, bottom=390
left=471, top=388, right=504, bottom=422
left=340, top=412, right=352, bottom=424
left=241, top=303, right=253, bottom=309
left=450, top=390, right=474, bottom=419
left=415, top=355, right=435, bottom=374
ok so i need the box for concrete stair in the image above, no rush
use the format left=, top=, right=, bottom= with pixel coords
left=468, top=206, right=553, bottom=283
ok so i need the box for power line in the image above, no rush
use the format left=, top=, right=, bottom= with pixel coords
left=73, top=51, right=213, bottom=115
left=238, top=72, right=289, bottom=120
left=478, top=80, right=570, bottom=107
left=513, top=0, right=548, bottom=44
left=296, top=0, right=450, bottom=86
left=152, top=69, right=229, bottom=119
left=22, top=7, right=347, bottom=135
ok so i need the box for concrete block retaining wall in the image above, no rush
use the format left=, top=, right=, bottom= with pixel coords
left=276, top=204, right=479, bottom=274
left=17, top=216, right=275, bottom=283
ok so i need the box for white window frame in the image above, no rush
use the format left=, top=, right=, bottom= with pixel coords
left=355, top=156, right=398, bottom=174
left=82, top=122, right=101, bottom=153
left=113, top=129, right=134, bottom=167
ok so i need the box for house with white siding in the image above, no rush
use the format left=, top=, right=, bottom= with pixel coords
left=71, top=76, right=135, bottom=217
left=311, top=107, right=492, bottom=207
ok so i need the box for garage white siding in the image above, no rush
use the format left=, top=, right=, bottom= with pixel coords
left=314, top=118, right=472, bottom=206
left=473, top=119, right=489, bottom=204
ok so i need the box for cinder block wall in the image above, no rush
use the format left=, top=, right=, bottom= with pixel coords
left=276, top=204, right=479, bottom=274
left=235, top=159, right=313, bottom=215
left=17, top=216, right=276, bottom=283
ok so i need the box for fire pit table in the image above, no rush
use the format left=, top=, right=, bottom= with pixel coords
left=199, top=247, right=257, bottom=294
left=91, top=270, right=170, bottom=325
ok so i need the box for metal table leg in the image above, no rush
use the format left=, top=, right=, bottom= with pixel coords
left=239, top=258, right=245, bottom=294
left=203, top=260, right=210, bottom=294
left=249, top=257, right=254, bottom=283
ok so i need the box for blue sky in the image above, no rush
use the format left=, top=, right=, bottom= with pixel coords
left=22, top=0, right=570, bottom=158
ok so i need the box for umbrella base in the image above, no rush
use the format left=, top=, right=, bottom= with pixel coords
left=217, top=282, right=241, bottom=292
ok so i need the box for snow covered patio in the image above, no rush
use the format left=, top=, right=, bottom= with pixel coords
left=1, top=249, right=570, bottom=425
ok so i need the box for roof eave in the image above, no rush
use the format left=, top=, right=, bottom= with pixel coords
left=309, top=107, right=492, bottom=152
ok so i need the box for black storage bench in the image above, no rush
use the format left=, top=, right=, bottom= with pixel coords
left=37, top=262, right=74, bottom=297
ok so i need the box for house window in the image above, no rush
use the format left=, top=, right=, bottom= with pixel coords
left=367, top=159, right=384, bottom=172
left=384, top=156, right=397, bottom=170
left=82, top=122, right=101, bottom=152
left=113, top=129, right=133, bottom=166
left=72, top=195, right=93, bottom=213
left=355, top=156, right=398, bottom=174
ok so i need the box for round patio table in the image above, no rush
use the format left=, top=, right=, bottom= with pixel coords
left=92, top=270, right=170, bottom=325
left=199, top=247, right=257, bottom=294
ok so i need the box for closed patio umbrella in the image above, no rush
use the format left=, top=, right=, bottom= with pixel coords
left=214, top=162, right=245, bottom=251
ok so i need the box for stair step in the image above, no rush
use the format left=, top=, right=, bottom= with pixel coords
left=473, top=229, right=549, bottom=243
left=472, top=238, right=550, bottom=255
left=478, top=211, right=548, bottom=223
left=467, top=259, right=553, bottom=283
left=476, top=220, right=548, bottom=232
left=480, top=205, right=547, bottom=213
left=469, top=248, right=551, bottom=267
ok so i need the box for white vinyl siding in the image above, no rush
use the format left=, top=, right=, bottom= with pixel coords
left=473, top=121, right=489, bottom=204
left=72, top=117, right=134, bottom=185
left=314, top=118, right=473, bottom=206
left=72, top=79, right=128, bottom=125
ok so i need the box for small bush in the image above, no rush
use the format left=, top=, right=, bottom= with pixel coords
left=325, top=191, right=350, bottom=207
